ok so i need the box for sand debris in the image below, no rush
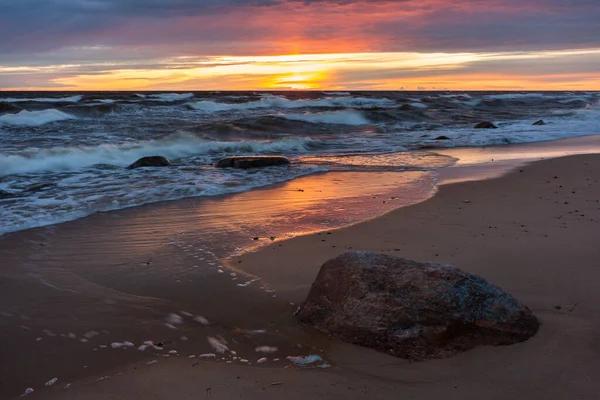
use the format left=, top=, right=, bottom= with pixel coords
left=207, top=337, right=228, bottom=353
left=165, top=313, right=183, bottom=325
left=255, top=346, right=278, bottom=353
left=286, top=355, right=331, bottom=368
left=45, top=378, right=58, bottom=386
left=194, top=315, right=210, bottom=325
left=111, top=342, right=134, bottom=349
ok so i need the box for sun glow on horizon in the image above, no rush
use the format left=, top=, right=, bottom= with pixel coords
left=2, top=49, right=600, bottom=91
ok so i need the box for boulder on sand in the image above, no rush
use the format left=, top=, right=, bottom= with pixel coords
left=297, top=251, right=539, bottom=361
left=474, top=121, right=498, bottom=129
left=215, top=156, right=291, bottom=169
left=127, top=156, right=172, bottom=169
left=532, top=120, right=546, bottom=126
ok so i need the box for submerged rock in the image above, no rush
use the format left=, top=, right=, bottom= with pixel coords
left=297, top=251, right=539, bottom=360
left=0, top=102, right=21, bottom=114
left=434, top=135, right=450, bottom=140
left=215, top=156, right=291, bottom=169
left=474, top=121, right=498, bottom=129
left=127, top=156, right=172, bottom=169
left=532, top=120, right=546, bottom=126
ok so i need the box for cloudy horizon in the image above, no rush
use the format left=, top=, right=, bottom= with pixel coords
left=1, top=0, right=599, bottom=90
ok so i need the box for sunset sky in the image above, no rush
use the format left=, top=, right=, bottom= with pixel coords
left=1, top=0, right=599, bottom=90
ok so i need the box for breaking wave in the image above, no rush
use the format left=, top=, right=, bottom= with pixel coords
left=0, top=109, right=77, bottom=126
left=0, top=133, right=320, bottom=176
left=0, top=95, right=83, bottom=103
left=187, top=95, right=395, bottom=112
left=279, top=110, right=371, bottom=125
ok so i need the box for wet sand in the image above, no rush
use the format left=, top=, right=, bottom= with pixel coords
left=2, top=138, right=600, bottom=399
left=41, top=153, right=600, bottom=400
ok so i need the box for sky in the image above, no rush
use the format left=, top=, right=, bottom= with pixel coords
left=0, top=0, right=599, bottom=90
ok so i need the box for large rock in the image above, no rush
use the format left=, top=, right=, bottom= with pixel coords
left=474, top=121, right=498, bottom=129
left=215, top=156, right=291, bottom=169
left=127, top=156, right=172, bottom=169
left=532, top=120, right=546, bottom=126
left=297, top=252, right=539, bottom=360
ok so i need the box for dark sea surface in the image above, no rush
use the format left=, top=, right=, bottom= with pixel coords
left=1, top=90, right=599, bottom=234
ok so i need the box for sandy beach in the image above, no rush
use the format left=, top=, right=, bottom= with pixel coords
left=2, top=140, right=600, bottom=399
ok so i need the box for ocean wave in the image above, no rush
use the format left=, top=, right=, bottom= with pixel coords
left=187, top=95, right=395, bottom=112
left=143, top=93, right=195, bottom=102
left=0, top=109, right=77, bottom=127
left=0, top=133, right=320, bottom=175
left=483, top=93, right=547, bottom=101
left=279, top=110, right=371, bottom=125
left=0, top=95, right=83, bottom=103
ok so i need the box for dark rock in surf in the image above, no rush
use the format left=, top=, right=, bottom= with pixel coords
left=434, top=135, right=450, bottom=140
left=474, top=121, right=498, bottom=129
left=127, top=156, right=172, bottom=169
left=297, top=251, right=539, bottom=361
left=0, top=190, right=19, bottom=199
left=0, top=102, right=22, bottom=114
left=215, top=156, right=291, bottom=169
left=532, top=120, right=546, bottom=126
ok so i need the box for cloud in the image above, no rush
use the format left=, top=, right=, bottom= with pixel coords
left=0, top=1, right=598, bottom=89
left=1, top=0, right=598, bottom=58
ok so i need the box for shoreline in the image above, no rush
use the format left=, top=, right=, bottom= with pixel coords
left=2, top=137, right=600, bottom=398
left=2, top=134, right=600, bottom=240
left=34, top=152, right=600, bottom=400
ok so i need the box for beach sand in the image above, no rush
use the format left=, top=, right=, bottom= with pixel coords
left=2, top=149, right=600, bottom=399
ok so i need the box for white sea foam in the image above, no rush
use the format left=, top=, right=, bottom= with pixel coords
left=187, top=95, right=394, bottom=112
left=0, top=95, right=82, bottom=103
left=0, top=109, right=76, bottom=126
left=0, top=133, right=318, bottom=176
left=147, top=93, right=194, bottom=102
left=279, top=110, right=370, bottom=125
left=483, top=93, right=547, bottom=100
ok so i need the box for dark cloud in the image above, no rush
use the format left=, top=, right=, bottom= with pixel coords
left=0, top=0, right=598, bottom=58
left=0, top=0, right=598, bottom=88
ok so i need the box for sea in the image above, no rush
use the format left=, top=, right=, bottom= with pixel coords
left=1, top=91, right=599, bottom=235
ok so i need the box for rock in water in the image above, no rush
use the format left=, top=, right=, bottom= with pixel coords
left=532, top=120, right=546, bottom=126
left=434, top=135, right=450, bottom=140
left=297, top=251, right=539, bottom=360
left=474, top=121, right=498, bottom=129
left=0, top=102, right=22, bottom=113
left=127, top=156, right=172, bottom=169
left=215, top=156, right=291, bottom=169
